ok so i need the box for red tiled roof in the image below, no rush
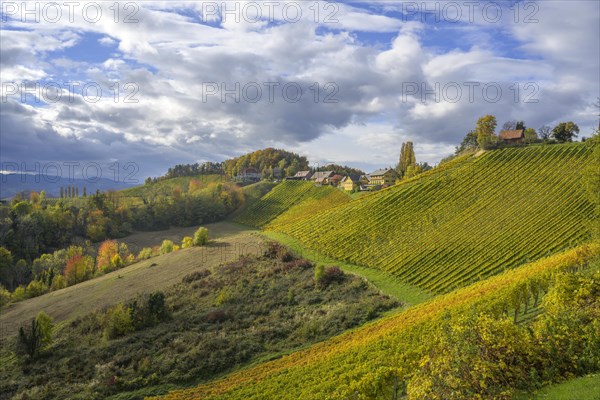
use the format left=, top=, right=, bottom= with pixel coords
left=499, top=130, right=524, bottom=140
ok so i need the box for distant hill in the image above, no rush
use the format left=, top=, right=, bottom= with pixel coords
left=119, top=174, right=227, bottom=198
left=268, top=143, right=597, bottom=294
left=0, top=173, right=135, bottom=199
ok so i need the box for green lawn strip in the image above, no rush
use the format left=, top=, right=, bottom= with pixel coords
left=513, top=373, right=600, bottom=399
left=262, top=230, right=433, bottom=305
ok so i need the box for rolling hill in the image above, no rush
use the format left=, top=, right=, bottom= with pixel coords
left=266, top=143, right=597, bottom=294
left=232, top=181, right=352, bottom=228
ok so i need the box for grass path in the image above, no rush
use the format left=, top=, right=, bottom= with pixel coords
left=262, top=231, right=432, bottom=305
left=0, top=222, right=263, bottom=341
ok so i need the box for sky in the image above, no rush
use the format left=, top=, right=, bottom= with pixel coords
left=1, top=0, right=599, bottom=183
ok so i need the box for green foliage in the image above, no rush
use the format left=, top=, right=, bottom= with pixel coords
left=475, top=115, right=498, bottom=149
left=130, top=292, right=170, bottom=329
left=159, top=240, right=174, bottom=255
left=103, top=303, right=134, bottom=340
left=271, top=143, right=596, bottom=294
left=524, top=127, right=538, bottom=143
left=223, top=148, right=309, bottom=178
left=0, top=284, right=11, bottom=307
left=397, top=141, right=417, bottom=178
left=193, top=227, right=209, bottom=246
left=552, top=121, right=580, bottom=142
left=25, top=279, right=47, bottom=298
left=16, top=312, right=53, bottom=360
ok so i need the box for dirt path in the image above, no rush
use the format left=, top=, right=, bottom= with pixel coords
left=0, top=222, right=263, bottom=341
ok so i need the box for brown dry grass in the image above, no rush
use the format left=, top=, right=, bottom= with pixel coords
left=0, top=222, right=263, bottom=341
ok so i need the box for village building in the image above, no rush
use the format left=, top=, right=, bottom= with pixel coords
left=287, top=170, right=313, bottom=181
left=341, top=174, right=369, bottom=191
left=499, top=129, right=525, bottom=144
left=312, top=171, right=335, bottom=185
left=368, top=168, right=398, bottom=187
left=236, top=167, right=261, bottom=182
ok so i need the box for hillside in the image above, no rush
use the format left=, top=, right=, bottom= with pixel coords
left=232, top=181, right=351, bottom=228
left=269, top=143, right=597, bottom=294
left=0, top=242, right=397, bottom=400
left=154, top=243, right=600, bottom=400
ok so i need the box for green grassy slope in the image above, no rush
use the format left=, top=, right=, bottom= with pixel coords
left=514, top=373, right=600, bottom=399
left=233, top=181, right=351, bottom=228
left=270, top=143, right=597, bottom=294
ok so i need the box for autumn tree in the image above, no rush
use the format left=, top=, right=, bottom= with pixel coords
left=96, top=240, right=120, bottom=273
left=475, top=115, right=498, bottom=149
left=397, top=142, right=417, bottom=178
left=552, top=121, right=580, bottom=142
left=538, top=125, right=551, bottom=140
left=64, top=254, right=94, bottom=285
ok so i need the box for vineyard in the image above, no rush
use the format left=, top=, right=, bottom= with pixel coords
left=268, top=143, right=597, bottom=294
left=152, top=243, right=600, bottom=400
left=233, top=181, right=351, bottom=228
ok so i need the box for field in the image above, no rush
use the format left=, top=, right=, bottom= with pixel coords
left=153, top=243, right=599, bottom=400
left=0, top=222, right=260, bottom=340
left=269, top=143, right=596, bottom=294
left=233, top=181, right=351, bottom=228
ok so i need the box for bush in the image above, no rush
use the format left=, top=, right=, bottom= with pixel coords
left=12, top=286, right=26, bottom=301
left=26, top=280, right=47, bottom=298
left=103, top=303, right=134, bottom=340
left=137, top=248, right=153, bottom=260
left=50, top=275, right=66, bottom=291
left=111, top=254, right=123, bottom=269
left=264, top=241, right=295, bottom=262
left=324, top=266, right=344, bottom=283
left=181, top=236, right=194, bottom=249
left=0, top=284, right=11, bottom=307
left=130, top=292, right=170, bottom=329
left=193, top=227, right=209, bottom=246
left=160, top=240, right=174, bottom=255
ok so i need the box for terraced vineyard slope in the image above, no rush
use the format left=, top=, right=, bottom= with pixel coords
left=270, top=143, right=597, bottom=294
left=233, top=181, right=351, bottom=228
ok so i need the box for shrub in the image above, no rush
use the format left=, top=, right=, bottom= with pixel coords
left=103, top=303, right=134, bottom=340
left=0, top=284, right=11, bottom=307
left=12, top=286, right=26, bottom=301
left=50, top=275, right=66, bottom=291
left=284, top=259, right=314, bottom=271
left=264, top=241, right=295, bottom=262
left=111, top=254, right=123, bottom=269
left=160, top=240, right=174, bottom=255
left=25, top=280, right=47, bottom=298
left=324, top=266, right=344, bottom=283
left=181, top=236, right=194, bottom=249
left=204, top=309, right=230, bottom=323
left=193, top=227, right=209, bottom=246
left=130, top=292, right=170, bottom=329
left=137, top=247, right=153, bottom=260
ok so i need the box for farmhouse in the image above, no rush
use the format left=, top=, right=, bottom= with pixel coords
left=287, top=171, right=313, bottom=181
left=237, top=167, right=261, bottom=182
left=341, top=174, right=369, bottom=191
left=368, top=168, right=398, bottom=186
left=499, top=129, right=525, bottom=144
left=328, top=174, right=344, bottom=186
left=312, top=171, right=335, bottom=185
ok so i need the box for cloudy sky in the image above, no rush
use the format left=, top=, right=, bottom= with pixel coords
left=1, top=0, right=599, bottom=182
